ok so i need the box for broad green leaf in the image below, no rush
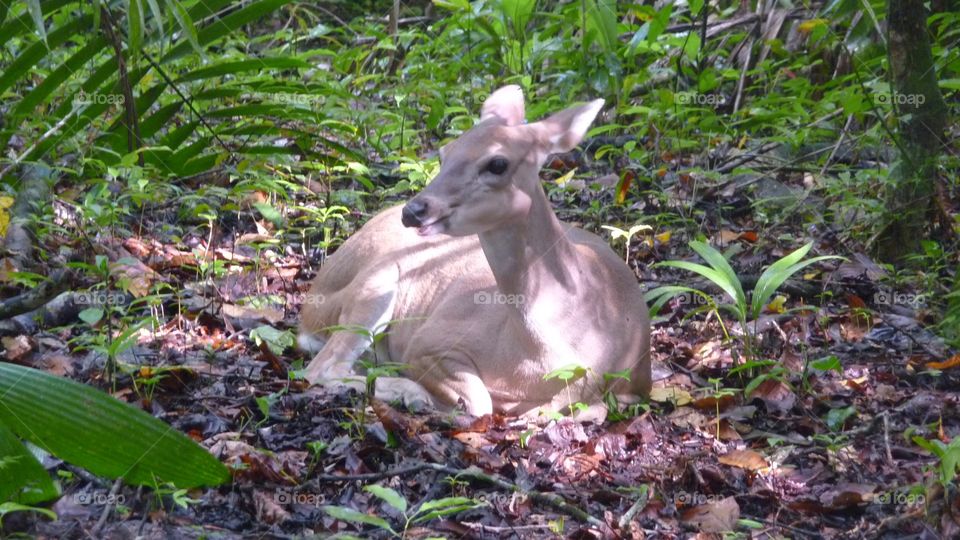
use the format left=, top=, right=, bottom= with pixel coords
left=0, top=423, right=59, bottom=504
left=689, top=0, right=704, bottom=16
left=364, top=485, right=407, bottom=513
left=0, top=363, right=230, bottom=488
left=939, top=79, right=960, bottom=90
left=250, top=326, right=294, bottom=356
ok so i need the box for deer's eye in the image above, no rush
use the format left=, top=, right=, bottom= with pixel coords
left=486, top=156, right=509, bottom=175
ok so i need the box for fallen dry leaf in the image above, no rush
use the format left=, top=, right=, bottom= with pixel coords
left=748, top=378, right=797, bottom=414
left=221, top=303, right=283, bottom=324
left=819, top=483, right=875, bottom=509
left=718, top=449, right=768, bottom=471
left=680, top=496, right=740, bottom=532
left=2, top=335, right=33, bottom=361
left=650, top=386, right=693, bottom=406
left=927, top=353, right=960, bottom=371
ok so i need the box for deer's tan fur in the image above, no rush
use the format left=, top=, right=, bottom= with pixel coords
left=300, top=86, right=651, bottom=420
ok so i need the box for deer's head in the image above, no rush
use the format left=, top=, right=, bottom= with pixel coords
left=401, top=86, right=604, bottom=236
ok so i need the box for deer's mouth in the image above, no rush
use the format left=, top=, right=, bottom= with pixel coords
left=415, top=216, right=448, bottom=236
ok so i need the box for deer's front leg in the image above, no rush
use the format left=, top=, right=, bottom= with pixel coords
left=408, top=353, right=493, bottom=416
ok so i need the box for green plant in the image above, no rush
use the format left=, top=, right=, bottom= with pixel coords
left=913, top=435, right=960, bottom=489
left=323, top=484, right=481, bottom=538
left=602, top=223, right=653, bottom=263
left=647, top=240, right=842, bottom=362
left=0, top=502, right=57, bottom=529
left=706, top=378, right=737, bottom=439
left=543, top=363, right=591, bottom=418
left=801, top=355, right=842, bottom=395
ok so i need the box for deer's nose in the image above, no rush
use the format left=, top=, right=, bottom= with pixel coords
left=401, top=199, right=428, bottom=227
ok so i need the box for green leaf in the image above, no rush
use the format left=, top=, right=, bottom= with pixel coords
left=939, top=78, right=960, bottom=90
left=750, top=243, right=843, bottom=319
left=583, top=0, right=618, bottom=54
left=543, top=364, right=587, bottom=382
left=13, top=37, right=107, bottom=116
left=78, top=307, right=104, bottom=325
left=165, top=0, right=201, bottom=55
left=144, top=0, right=165, bottom=38
left=644, top=285, right=719, bottom=317
left=810, top=356, right=842, bottom=373
left=160, top=0, right=294, bottom=63
left=0, top=363, right=230, bottom=488
left=412, top=496, right=481, bottom=523
left=128, top=0, right=144, bottom=60
left=253, top=202, right=284, bottom=228
left=825, top=405, right=856, bottom=431
left=0, top=502, right=57, bottom=523
left=0, top=15, right=93, bottom=96
left=322, top=506, right=395, bottom=533
left=689, top=0, right=704, bottom=16
left=25, top=0, right=46, bottom=42
left=250, top=326, right=294, bottom=356
left=499, top=0, right=536, bottom=35
left=657, top=249, right=746, bottom=319
left=365, top=485, right=407, bottom=513
left=0, top=423, right=59, bottom=504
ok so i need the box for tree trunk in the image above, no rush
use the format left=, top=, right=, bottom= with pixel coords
left=875, top=0, right=948, bottom=263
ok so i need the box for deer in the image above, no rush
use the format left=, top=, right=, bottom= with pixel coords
left=299, top=86, right=651, bottom=421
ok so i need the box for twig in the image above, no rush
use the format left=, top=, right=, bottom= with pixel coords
left=90, top=478, right=123, bottom=537
left=818, top=114, right=855, bottom=179
left=618, top=485, right=652, bottom=530
left=0, top=113, right=73, bottom=179
left=139, top=52, right=235, bottom=160
left=0, top=269, right=71, bottom=319
left=743, top=515, right=821, bottom=537
left=315, top=462, right=435, bottom=482
left=732, top=36, right=754, bottom=114
left=461, top=522, right=555, bottom=534
left=882, top=412, right=893, bottom=464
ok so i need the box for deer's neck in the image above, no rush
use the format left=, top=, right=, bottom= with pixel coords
left=477, top=187, right=579, bottom=312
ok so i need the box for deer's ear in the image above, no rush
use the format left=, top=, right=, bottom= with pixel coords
left=533, top=99, right=604, bottom=154
left=480, top=85, right=526, bottom=126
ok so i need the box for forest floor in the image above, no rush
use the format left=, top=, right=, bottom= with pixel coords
left=8, top=146, right=959, bottom=539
